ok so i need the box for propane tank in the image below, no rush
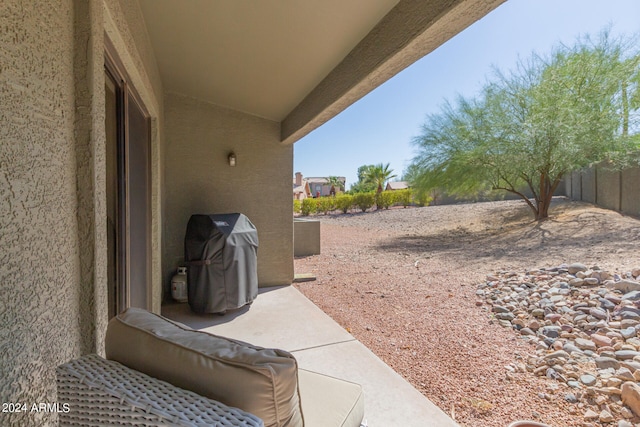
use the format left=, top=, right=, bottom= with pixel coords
left=171, top=267, right=188, bottom=303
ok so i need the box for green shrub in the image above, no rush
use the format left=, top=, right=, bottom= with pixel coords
left=316, top=196, right=336, bottom=215
left=293, top=199, right=301, bottom=214
left=395, top=189, right=413, bottom=207
left=353, top=192, right=375, bottom=212
left=301, top=198, right=317, bottom=216
left=335, top=194, right=353, bottom=213
left=413, top=190, right=433, bottom=207
left=376, top=191, right=395, bottom=209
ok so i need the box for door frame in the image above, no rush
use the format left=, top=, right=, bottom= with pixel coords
left=105, top=37, right=152, bottom=315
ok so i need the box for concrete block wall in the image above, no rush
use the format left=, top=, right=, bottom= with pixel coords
left=582, top=168, right=597, bottom=204
left=564, top=162, right=640, bottom=218
left=621, top=167, right=640, bottom=217
left=570, top=170, right=582, bottom=201
left=596, top=167, right=621, bottom=211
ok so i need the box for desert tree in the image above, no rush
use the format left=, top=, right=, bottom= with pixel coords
left=327, top=176, right=344, bottom=193
left=409, top=30, right=640, bottom=220
left=365, top=163, right=397, bottom=210
left=350, top=164, right=377, bottom=193
left=365, top=163, right=397, bottom=193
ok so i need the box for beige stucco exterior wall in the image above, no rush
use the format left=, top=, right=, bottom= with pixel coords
left=1, top=2, right=81, bottom=426
left=163, top=93, right=294, bottom=290
left=0, top=1, right=163, bottom=425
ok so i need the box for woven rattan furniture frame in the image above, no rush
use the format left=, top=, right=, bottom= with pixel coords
left=57, top=354, right=264, bottom=427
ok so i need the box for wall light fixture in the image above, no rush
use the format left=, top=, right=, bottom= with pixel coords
left=228, top=152, right=236, bottom=167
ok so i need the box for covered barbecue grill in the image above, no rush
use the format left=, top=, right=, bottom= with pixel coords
left=184, top=213, right=258, bottom=314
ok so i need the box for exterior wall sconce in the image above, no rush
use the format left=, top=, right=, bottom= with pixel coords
left=228, top=152, right=236, bottom=167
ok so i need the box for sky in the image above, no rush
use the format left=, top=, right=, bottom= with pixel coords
left=293, top=0, right=640, bottom=189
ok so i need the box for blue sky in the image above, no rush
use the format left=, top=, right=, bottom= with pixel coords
left=293, top=0, right=640, bottom=189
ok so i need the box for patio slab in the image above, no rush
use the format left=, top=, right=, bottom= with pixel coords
left=162, top=285, right=353, bottom=351
left=162, top=285, right=459, bottom=427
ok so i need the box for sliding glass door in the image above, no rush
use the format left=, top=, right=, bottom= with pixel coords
left=105, top=50, right=151, bottom=317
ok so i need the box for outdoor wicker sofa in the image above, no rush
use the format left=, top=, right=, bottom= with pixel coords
left=57, top=354, right=265, bottom=426
left=57, top=307, right=365, bottom=427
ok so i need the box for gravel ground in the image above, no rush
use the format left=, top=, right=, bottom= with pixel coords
left=293, top=198, right=640, bottom=427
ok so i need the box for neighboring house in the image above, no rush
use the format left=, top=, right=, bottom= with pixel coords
left=386, top=181, right=410, bottom=191
left=0, top=1, right=500, bottom=424
left=293, top=172, right=312, bottom=200
left=306, top=176, right=346, bottom=197
left=293, top=173, right=346, bottom=198
left=293, top=183, right=312, bottom=200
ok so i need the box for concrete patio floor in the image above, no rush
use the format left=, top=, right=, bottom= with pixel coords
left=162, top=285, right=459, bottom=427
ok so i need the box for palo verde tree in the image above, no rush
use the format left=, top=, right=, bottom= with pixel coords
left=409, top=30, right=640, bottom=220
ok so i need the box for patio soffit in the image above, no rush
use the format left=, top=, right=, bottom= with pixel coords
left=138, top=0, right=504, bottom=143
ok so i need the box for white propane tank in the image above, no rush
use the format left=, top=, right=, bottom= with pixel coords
left=171, top=267, right=188, bottom=303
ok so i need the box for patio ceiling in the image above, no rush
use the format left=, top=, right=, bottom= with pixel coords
left=138, top=0, right=399, bottom=122
left=138, top=0, right=505, bottom=143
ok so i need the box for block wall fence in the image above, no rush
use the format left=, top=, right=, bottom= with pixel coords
left=563, top=162, right=640, bottom=218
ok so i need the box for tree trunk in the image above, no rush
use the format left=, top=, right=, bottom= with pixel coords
left=495, top=187, right=539, bottom=219
left=536, top=174, right=563, bottom=220
left=498, top=172, right=563, bottom=220
left=535, top=196, right=551, bottom=220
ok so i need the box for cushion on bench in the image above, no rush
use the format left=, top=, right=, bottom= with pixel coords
left=297, top=369, right=365, bottom=427
left=105, top=308, right=304, bottom=427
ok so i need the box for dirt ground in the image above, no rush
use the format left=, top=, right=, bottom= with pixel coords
left=294, top=198, right=640, bottom=427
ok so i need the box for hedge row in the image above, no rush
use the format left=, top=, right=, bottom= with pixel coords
left=293, top=189, right=432, bottom=216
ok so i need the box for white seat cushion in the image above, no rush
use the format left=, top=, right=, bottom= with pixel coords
left=298, top=369, right=364, bottom=427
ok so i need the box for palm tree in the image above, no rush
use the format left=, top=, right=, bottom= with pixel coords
left=365, top=163, right=396, bottom=193
left=327, top=176, right=344, bottom=194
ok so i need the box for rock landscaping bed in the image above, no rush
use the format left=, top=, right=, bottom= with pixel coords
left=479, top=264, right=640, bottom=426
left=294, top=199, right=640, bottom=427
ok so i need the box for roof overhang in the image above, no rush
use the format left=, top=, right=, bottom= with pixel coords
left=138, top=0, right=505, bottom=144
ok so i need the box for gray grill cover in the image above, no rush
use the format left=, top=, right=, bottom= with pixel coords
left=185, top=213, right=258, bottom=314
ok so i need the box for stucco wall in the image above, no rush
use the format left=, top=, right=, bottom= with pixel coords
left=164, top=94, right=294, bottom=291
left=0, top=2, right=82, bottom=425
left=0, top=1, right=164, bottom=425
left=74, top=0, right=106, bottom=363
